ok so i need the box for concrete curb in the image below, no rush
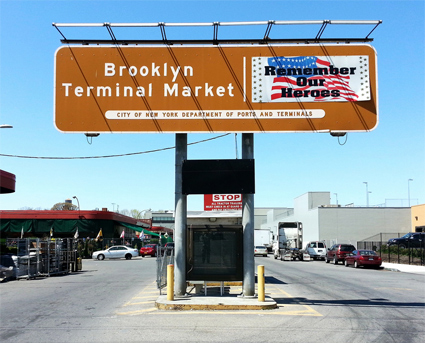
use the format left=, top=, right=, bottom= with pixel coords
left=383, top=267, right=401, bottom=273
left=382, top=263, right=425, bottom=275
left=155, top=295, right=277, bottom=311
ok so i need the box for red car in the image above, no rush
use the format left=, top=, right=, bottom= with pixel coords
left=139, top=244, right=157, bottom=257
left=344, top=250, right=382, bottom=268
left=325, top=244, right=356, bottom=264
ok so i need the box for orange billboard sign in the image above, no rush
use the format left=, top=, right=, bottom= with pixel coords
left=54, top=44, right=378, bottom=133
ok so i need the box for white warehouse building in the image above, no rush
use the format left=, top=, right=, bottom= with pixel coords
left=260, top=192, right=412, bottom=248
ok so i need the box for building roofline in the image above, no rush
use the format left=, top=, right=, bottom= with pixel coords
left=318, top=206, right=410, bottom=210
left=0, top=210, right=151, bottom=227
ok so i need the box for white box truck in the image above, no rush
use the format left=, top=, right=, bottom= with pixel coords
left=254, top=229, right=272, bottom=252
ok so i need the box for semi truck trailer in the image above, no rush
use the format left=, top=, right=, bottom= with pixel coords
left=273, top=222, right=310, bottom=261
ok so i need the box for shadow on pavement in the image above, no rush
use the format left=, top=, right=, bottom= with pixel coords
left=274, top=297, right=425, bottom=308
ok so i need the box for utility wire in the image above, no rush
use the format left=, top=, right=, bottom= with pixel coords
left=0, top=134, right=231, bottom=160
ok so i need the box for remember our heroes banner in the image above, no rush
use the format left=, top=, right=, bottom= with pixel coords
left=252, top=55, right=370, bottom=103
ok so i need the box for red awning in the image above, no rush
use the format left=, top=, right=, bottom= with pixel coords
left=150, top=226, right=173, bottom=234
left=0, top=169, right=16, bottom=194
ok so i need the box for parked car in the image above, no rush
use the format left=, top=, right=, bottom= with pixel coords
left=140, top=244, right=157, bottom=257
left=305, top=241, right=326, bottom=260
left=344, top=250, right=382, bottom=268
left=254, top=246, right=268, bottom=257
left=92, top=246, right=138, bottom=260
left=387, top=232, right=425, bottom=249
left=325, top=244, right=356, bottom=264
left=0, top=255, right=17, bottom=282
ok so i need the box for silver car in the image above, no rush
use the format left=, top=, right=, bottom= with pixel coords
left=92, top=246, right=139, bottom=260
left=254, top=246, right=268, bottom=257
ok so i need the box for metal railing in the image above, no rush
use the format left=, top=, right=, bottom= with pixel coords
left=53, top=20, right=382, bottom=45
left=156, top=247, right=174, bottom=294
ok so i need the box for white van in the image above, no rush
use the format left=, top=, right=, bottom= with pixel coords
left=305, top=241, right=326, bottom=260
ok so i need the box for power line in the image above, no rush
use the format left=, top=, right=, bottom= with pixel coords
left=0, top=134, right=230, bottom=160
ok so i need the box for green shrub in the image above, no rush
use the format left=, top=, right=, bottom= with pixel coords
left=378, top=245, right=424, bottom=261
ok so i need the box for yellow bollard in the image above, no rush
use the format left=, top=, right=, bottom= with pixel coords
left=257, top=265, right=265, bottom=302
left=167, top=264, right=174, bottom=301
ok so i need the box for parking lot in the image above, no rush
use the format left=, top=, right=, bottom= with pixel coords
left=1, top=255, right=424, bottom=343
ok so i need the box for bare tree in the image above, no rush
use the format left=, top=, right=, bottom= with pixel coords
left=19, top=206, right=48, bottom=210
left=19, top=206, right=34, bottom=210
left=117, top=209, right=144, bottom=218
left=51, top=202, right=78, bottom=211
left=120, top=209, right=130, bottom=217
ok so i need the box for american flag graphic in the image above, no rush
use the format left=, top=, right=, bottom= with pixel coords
left=252, top=55, right=370, bottom=103
left=270, top=56, right=357, bottom=101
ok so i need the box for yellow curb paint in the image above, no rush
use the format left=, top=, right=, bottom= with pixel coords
left=123, top=301, right=155, bottom=306
left=117, top=308, right=158, bottom=315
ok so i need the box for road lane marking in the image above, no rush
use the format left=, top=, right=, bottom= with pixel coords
left=374, top=287, right=413, bottom=291
left=264, top=284, right=323, bottom=316
left=117, top=280, right=322, bottom=316
left=123, top=301, right=156, bottom=306
left=116, top=281, right=159, bottom=314
left=117, top=308, right=158, bottom=315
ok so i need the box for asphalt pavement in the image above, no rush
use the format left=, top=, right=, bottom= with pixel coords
left=156, top=262, right=425, bottom=310
left=2, top=257, right=424, bottom=343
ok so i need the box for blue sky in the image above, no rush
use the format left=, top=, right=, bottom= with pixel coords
left=0, top=0, right=424, bottom=213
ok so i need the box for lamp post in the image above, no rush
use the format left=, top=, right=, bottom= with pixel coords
left=363, top=182, right=370, bottom=207
left=408, top=179, right=413, bottom=207
left=137, top=208, right=151, bottom=219
left=72, top=196, right=80, bottom=210
left=73, top=196, right=81, bottom=218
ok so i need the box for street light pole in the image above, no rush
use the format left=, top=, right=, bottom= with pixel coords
left=137, top=208, right=151, bottom=219
left=73, top=196, right=80, bottom=218
left=363, top=182, right=369, bottom=207
left=72, top=196, right=80, bottom=210
left=408, top=179, right=413, bottom=207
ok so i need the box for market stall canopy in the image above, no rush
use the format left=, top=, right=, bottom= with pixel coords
left=118, top=222, right=160, bottom=237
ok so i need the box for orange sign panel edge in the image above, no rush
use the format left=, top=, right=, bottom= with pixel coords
left=54, top=44, right=378, bottom=134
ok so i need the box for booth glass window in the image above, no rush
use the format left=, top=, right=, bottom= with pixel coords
left=187, top=225, right=243, bottom=281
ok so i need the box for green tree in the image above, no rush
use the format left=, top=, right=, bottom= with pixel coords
left=130, top=209, right=142, bottom=218
left=118, top=208, right=150, bottom=218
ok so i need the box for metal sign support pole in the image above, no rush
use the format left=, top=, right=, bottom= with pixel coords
left=174, top=133, right=187, bottom=297
left=242, top=133, right=255, bottom=297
